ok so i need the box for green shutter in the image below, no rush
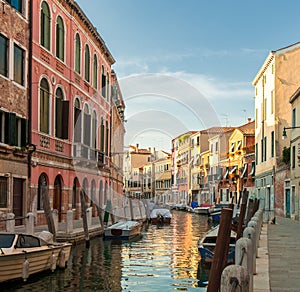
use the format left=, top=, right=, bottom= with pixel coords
left=62, top=101, right=69, bottom=139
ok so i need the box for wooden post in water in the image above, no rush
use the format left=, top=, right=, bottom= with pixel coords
left=245, top=198, right=254, bottom=225
left=42, top=185, right=56, bottom=241
left=236, top=190, right=249, bottom=240
left=80, top=190, right=90, bottom=247
left=207, top=207, right=233, bottom=292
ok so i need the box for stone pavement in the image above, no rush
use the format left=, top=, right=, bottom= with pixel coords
left=254, top=217, right=300, bottom=292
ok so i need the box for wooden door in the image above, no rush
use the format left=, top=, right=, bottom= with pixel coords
left=13, top=178, right=23, bottom=226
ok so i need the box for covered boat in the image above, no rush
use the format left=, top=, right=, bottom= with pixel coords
left=149, top=208, right=172, bottom=224
left=198, top=226, right=236, bottom=265
left=104, top=221, right=142, bottom=240
left=0, top=231, right=72, bottom=283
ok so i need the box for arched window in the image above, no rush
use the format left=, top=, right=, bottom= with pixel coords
left=56, top=16, right=65, bottom=61
left=75, top=33, right=81, bottom=74
left=55, top=87, right=69, bottom=139
left=40, top=78, right=50, bottom=134
left=84, top=44, right=90, bottom=82
left=40, top=1, right=50, bottom=50
left=72, top=178, right=78, bottom=209
left=101, top=66, right=106, bottom=98
left=83, top=104, right=91, bottom=147
left=92, top=111, right=97, bottom=150
left=38, top=173, right=48, bottom=210
left=100, top=117, right=104, bottom=152
left=73, top=98, right=81, bottom=142
left=93, top=54, right=98, bottom=89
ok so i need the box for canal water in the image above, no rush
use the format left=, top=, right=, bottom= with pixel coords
left=3, top=210, right=212, bottom=292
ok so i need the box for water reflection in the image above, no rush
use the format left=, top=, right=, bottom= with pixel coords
left=2, top=211, right=210, bottom=291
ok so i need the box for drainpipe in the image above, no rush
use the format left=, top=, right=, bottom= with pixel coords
left=28, top=0, right=33, bottom=179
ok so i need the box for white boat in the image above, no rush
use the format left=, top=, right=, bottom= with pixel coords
left=198, top=226, right=236, bottom=265
left=149, top=208, right=172, bottom=224
left=0, top=231, right=72, bottom=283
left=104, top=221, right=142, bottom=240
left=194, top=204, right=214, bottom=215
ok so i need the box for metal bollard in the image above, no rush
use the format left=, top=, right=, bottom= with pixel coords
left=235, top=237, right=253, bottom=291
left=221, top=264, right=250, bottom=292
left=243, top=226, right=256, bottom=275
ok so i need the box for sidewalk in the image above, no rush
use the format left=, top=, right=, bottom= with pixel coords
left=254, top=217, right=300, bottom=292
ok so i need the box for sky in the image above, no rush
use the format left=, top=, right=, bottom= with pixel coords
left=76, top=0, right=300, bottom=151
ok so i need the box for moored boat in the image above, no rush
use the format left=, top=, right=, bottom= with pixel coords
left=198, top=225, right=236, bottom=265
left=194, top=204, right=214, bottom=215
left=149, top=208, right=172, bottom=224
left=0, top=231, right=72, bottom=283
left=104, top=221, right=142, bottom=240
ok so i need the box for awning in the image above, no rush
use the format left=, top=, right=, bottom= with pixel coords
left=240, top=164, right=247, bottom=178
left=230, top=166, right=237, bottom=174
left=223, top=168, right=229, bottom=179
left=249, top=161, right=255, bottom=176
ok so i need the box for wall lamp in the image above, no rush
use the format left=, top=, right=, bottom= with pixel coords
left=282, top=126, right=300, bottom=140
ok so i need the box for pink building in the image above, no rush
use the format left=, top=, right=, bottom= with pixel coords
left=30, top=0, right=121, bottom=224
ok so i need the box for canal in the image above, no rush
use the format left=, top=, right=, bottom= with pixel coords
left=3, top=211, right=212, bottom=291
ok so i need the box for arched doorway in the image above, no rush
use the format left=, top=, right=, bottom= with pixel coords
left=53, top=176, right=62, bottom=222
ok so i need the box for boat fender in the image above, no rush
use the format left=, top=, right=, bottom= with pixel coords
left=51, top=251, right=56, bottom=272
left=58, top=249, right=66, bottom=268
left=22, top=258, right=29, bottom=282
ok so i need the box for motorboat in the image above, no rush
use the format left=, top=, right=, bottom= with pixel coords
left=149, top=208, right=172, bottom=225
left=104, top=221, right=142, bottom=240
left=0, top=231, right=72, bottom=283
left=194, top=204, right=214, bottom=215
left=198, top=225, right=236, bottom=265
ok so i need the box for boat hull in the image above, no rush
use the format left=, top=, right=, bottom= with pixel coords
left=104, top=221, right=142, bottom=240
left=150, top=217, right=171, bottom=225
left=0, top=243, right=72, bottom=283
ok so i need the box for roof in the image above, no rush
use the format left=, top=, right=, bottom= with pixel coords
left=237, top=120, right=255, bottom=135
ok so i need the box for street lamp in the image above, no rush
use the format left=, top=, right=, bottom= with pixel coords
left=282, top=126, right=300, bottom=140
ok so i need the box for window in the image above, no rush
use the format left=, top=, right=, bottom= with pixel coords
left=271, top=90, right=274, bottom=114
left=271, top=131, right=274, bottom=158
left=106, top=73, right=110, bottom=101
left=84, top=44, right=90, bottom=82
left=93, top=55, right=98, bottom=89
left=40, top=1, right=50, bottom=50
left=292, top=108, right=296, bottom=128
left=6, top=0, right=22, bottom=13
left=73, top=98, right=81, bottom=142
left=39, top=78, right=50, bottom=134
left=55, top=88, right=69, bottom=139
left=101, top=66, right=106, bottom=98
left=91, top=111, right=97, bottom=149
left=0, top=110, right=27, bottom=146
left=0, top=177, right=8, bottom=208
left=75, top=34, right=81, bottom=74
left=83, top=105, right=91, bottom=146
left=105, top=120, right=109, bottom=155
left=100, top=117, right=104, bottom=152
left=0, top=34, right=8, bottom=77
left=292, top=145, right=296, bottom=169
left=14, top=44, right=24, bottom=85
left=56, top=16, right=64, bottom=61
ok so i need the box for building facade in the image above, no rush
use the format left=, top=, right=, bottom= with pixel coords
left=0, top=0, right=30, bottom=226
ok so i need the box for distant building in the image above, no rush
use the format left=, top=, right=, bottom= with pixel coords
left=252, top=43, right=300, bottom=219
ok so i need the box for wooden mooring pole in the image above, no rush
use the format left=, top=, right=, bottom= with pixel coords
left=80, top=190, right=90, bottom=248
left=207, top=207, right=233, bottom=292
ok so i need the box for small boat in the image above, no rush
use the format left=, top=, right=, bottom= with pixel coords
left=198, top=225, right=236, bottom=265
left=194, top=204, right=214, bottom=215
left=149, top=208, right=172, bottom=225
left=0, top=231, right=72, bottom=283
left=104, top=221, right=142, bottom=240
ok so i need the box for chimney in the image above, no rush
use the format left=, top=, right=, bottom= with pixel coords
left=136, top=144, right=139, bottom=151
left=247, top=118, right=251, bottom=123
